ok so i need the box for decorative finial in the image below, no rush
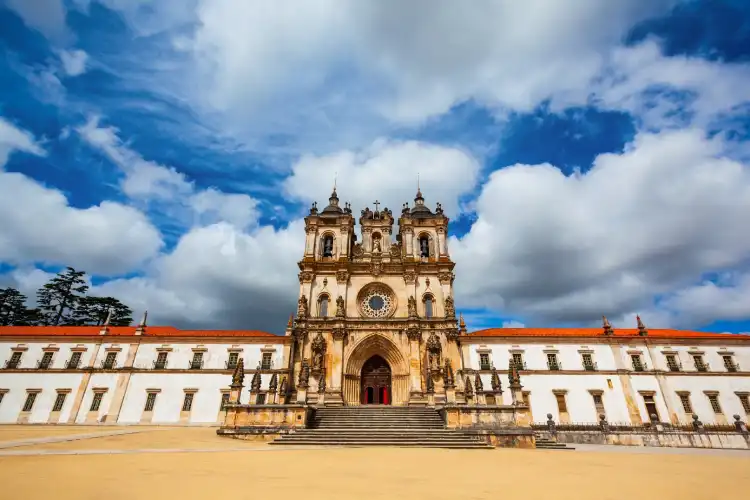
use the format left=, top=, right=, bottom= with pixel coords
left=602, top=315, right=613, bottom=335
left=459, top=313, right=467, bottom=334
left=287, top=314, right=294, bottom=328
left=103, top=308, right=113, bottom=326
left=139, top=310, right=148, bottom=327
left=637, top=315, right=648, bottom=336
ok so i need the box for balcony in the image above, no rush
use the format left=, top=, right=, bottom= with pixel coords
left=726, top=363, right=739, bottom=373
left=37, top=360, right=52, bottom=370
left=188, top=360, right=204, bottom=370
left=225, top=360, right=238, bottom=370
left=479, top=363, right=492, bottom=371
left=667, top=361, right=682, bottom=372
left=510, top=360, right=527, bottom=370
left=153, top=360, right=168, bottom=370
left=65, top=359, right=81, bottom=370
left=547, top=360, right=562, bottom=371
left=4, top=360, right=20, bottom=369
left=632, top=360, right=648, bottom=372
left=101, top=360, right=117, bottom=370
left=694, top=362, right=709, bottom=373
left=583, top=361, right=598, bottom=372
left=261, top=362, right=272, bottom=370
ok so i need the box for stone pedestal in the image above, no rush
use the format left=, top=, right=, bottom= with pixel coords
left=445, top=387, right=456, bottom=404
left=230, top=384, right=242, bottom=405
left=249, top=391, right=258, bottom=405
left=296, top=387, right=308, bottom=404
left=427, top=393, right=435, bottom=407
left=477, top=393, right=487, bottom=405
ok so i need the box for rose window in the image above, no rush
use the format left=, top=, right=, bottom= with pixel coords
left=358, top=284, right=396, bottom=318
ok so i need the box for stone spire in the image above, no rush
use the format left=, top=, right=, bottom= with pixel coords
left=491, top=367, right=502, bottom=393
left=99, top=307, right=113, bottom=336
left=474, top=372, right=483, bottom=393
left=459, top=313, right=467, bottom=335
left=231, top=357, right=245, bottom=387
left=269, top=372, right=278, bottom=393
left=602, top=315, right=613, bottom=336
left=250, top=368, right=261, bottom=392
left=637, top=315, right=648, bottom=336
left=135, top=310, right=148, bottom=336
left=464, top=376, right=474, bottom=398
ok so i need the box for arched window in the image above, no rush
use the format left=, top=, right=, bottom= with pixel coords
left=318, top=294, right=330, bottom=317
left=322, top=235, right=334, bottom=258
left=424, top=294, right=434, bottom=318
left=419, top=235, right=430, bottom=258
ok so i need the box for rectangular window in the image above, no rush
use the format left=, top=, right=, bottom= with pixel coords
left=547, top=353, right=560, bottom=370
left=52, top=393, right=67, bottom=412
left=631, top=355, right=644, bottom=371
left=90, top=392, right=104, bottom=411
left=582, top=353, right=596, bottom=371
left=22, top=392, right=37, bottom=412
left=707, top=394, right=722, bottom=414
left=220, top=393, right=230, bottom=410
left=144, top=393, right=157, bottom=412
left=642, top=394, right=659, bottom=422
left=512, top=353, right=524, bottom=369
left=665, top=354, right=680, bottom=372
left=182, top=393, right=194, bottom=412
left=190, top=352, right=203, bottom=370
left=6, top=351, right=22, bottom=369
left=479, top=353, right=490, bottom=370
left=154, top=352, right=168, bottom=369
left=38, top=352, right=53, bottom=369
left=678, top=393, right=693, bottom=413
left=66, top=352, right=82, bottom=369
left=261, top=352, right=273, bottom=370
left=227, top=352, right=239, bottom=369
left=424, top=297, right=433, bottom=318
left=256, top=393, right=266, bottom=405
left=103, top=352, right=117, bottom=369
left=554, top=393, right=567, bottom=413
left=693, top=355, right=708, bottom=372
left=591, top=393, right=605, bottom=416
left=722, top=355, right=738, bottom=372
left=738, top=394, right=750, bottom=414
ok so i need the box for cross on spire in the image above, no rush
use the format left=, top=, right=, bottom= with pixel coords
left=373, top=199, right=380, bottom=211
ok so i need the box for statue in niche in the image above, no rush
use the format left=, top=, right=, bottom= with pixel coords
left=297, top=295, right=309, bottom=318
left=311, top=333, right=327, bottom=373
left=407, top=296, right=418, bottom=318
left=420, top=237, right=430, bottom=258
left=335, top=296, right=346, bottom=318
left=426, top=333, right=442, bottom=371
left=318, top=369, right=326, bottom=393
left=373, top=238, right=381, bottom=253
left=323, top=236, right=334, bottom=258
left=444, top=296, right=456, bottom=318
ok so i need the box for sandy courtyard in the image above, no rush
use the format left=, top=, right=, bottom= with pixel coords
left=0, top=426, right=748, bottom=500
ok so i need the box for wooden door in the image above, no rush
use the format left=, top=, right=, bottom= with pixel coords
left=360, top=355, right=392, bottom=405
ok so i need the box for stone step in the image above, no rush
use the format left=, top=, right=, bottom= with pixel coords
left=312, top=424, right=445, bottom=429
left=270, top=441, right=493, bottom=448
left=289, top=431, right=473, bottom=437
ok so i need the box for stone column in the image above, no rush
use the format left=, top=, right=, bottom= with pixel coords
left=404, top=228, right=414, bottom=257
left=610, top=344, right=643, bottom=424
left=327, top=327, right=346, bottom=406
left=406, top=327, right=424, bottom=404
left=436, top=227, right=447, bottom=256
left=105, top=341, right=141, bottom=423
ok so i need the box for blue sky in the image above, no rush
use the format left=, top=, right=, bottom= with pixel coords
left=1, top=0, right=749, bottom=334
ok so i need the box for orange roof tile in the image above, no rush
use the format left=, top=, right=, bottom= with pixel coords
left=469, top=327, right=750, bottom=340
left=0, top=326, right=280, bottom=338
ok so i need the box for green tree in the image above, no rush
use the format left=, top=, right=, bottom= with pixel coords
left=76, top=296, right=134, bottom=326
left=36, top=267, right=89, bottom=326
left=0, top=287, right=38, bottom=326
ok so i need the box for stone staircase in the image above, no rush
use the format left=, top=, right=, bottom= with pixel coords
left=269, top=406, right=493, bottom=449
left=534, top=434, right=575, bottom=450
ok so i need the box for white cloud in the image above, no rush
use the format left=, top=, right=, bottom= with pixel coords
left=451, top=128, right=750, bottom=327
left=0, top=117, right=46, bottom=167
left=59, top=49, right=89, bottom=77
left=0, top=118, right=163, bottom=275
left=502, top=321, right=526, bottom=328
left=284, top=139, right=480, bottom=219
left=77, top=116, right=260, bottom=229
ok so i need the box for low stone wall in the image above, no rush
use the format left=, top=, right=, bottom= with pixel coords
left=441, top=404, right=532, bottom=429
left=219, top=404, right=310, bottom=432
left=536, top=429, right=750, bottom=450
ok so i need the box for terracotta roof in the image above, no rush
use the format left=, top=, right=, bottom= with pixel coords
left=469, top=328, right=750, bottom=340
left=0, top=326, right=280, bottom=338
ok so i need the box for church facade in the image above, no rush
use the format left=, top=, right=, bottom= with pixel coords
left=0, top=189, right=749, bottom=431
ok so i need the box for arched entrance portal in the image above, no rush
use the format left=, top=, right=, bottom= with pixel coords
left=360, top=355, right=391, bottom=405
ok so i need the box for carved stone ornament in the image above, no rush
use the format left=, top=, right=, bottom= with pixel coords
left=335, top=295, right=346, bottom=318
left=318, top=369, right=326, bottom=393
left=437, top=272, right=454, bottom=284
left=491, top=367, right=502, bottom=393
left=508, top=359, right=521, bottom=387
left=464, top=376, right=474, bottom=397
left=311, top=333, right=327, bottom=373
left=407, top=296, right=418, bottom=318
left=269, top=373, right=278, bottom=393
left=373, top=238, right=382, bottom=253
left=474, top=372, right=483, bottom=393
left=390, top=243, right=401, bottom=258
left=445, top=328, right=459, bottom=341
left=305, top=225, right=317, bottom=234
left=292, top=326, right=307, bottom=342
left=298, top=271, right=313, bottom=284
left=371, top=260, right=382, bottom=277
left=231, top=357, right=245, bottom=387
left=332, top=327, right=347, bottom=341
left=425, top=369, right=435, bottom=394
left=405, top=326, right=421, bottom=342
left=297, top=295, right=309, bottom=319
left=444, top=359, right=455, bottom=388
left=352, top=243, right=364, bottom=258
left=298, top=359, right=311, bottom=388
left=426, top=333, right=442, bottom=372
left=444, top=296, right=456, bottom=319
left=335, top=270, right=349, bottom=283
left=279, top=376, right=288, bottom=395
left=250, top=369, right=261, bottom=392
left=403, top=271, right=416, bottom=284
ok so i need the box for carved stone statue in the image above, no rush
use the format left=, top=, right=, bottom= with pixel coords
left=318, top=369, right=326, bottom=393
left=474, top=372, right=483, bottom=393
left=297, top=295, right=309, bottom=318
left=407, top=296, right=418, bottom=318
left=425, top=369, right=434, bottom=394
left=231, top=357, right=245, bottom=387
left=352, top=243, right=364, bottom=258
left=311, top=333, right=327, bottom=373
left=508, top=359, right=521, bottom=387
left=444, top=296, right=456, bottom=318
left=335, top=295, right=346, bottom=318
left=298, top=359, right=311, bottom=388
left=323, top=236, right=333, bottom=257
left=373, top=238, right=381, bottom=253
left=250, top=369, right=261, bottom=392
left=426, top=333, right=442, bottom=371
left=420, top=238, right=429, bottom=257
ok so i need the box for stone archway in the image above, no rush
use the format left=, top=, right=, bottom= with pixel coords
left=343, top=334, right=409, bottom=405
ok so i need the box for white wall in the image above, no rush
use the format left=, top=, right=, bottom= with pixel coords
left=132, top=342, right=284, bottom=370
left=0, top=372, right=84, bottom=423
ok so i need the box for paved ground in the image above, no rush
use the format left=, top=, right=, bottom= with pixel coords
left=0, top=426, right=748, bottom=500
